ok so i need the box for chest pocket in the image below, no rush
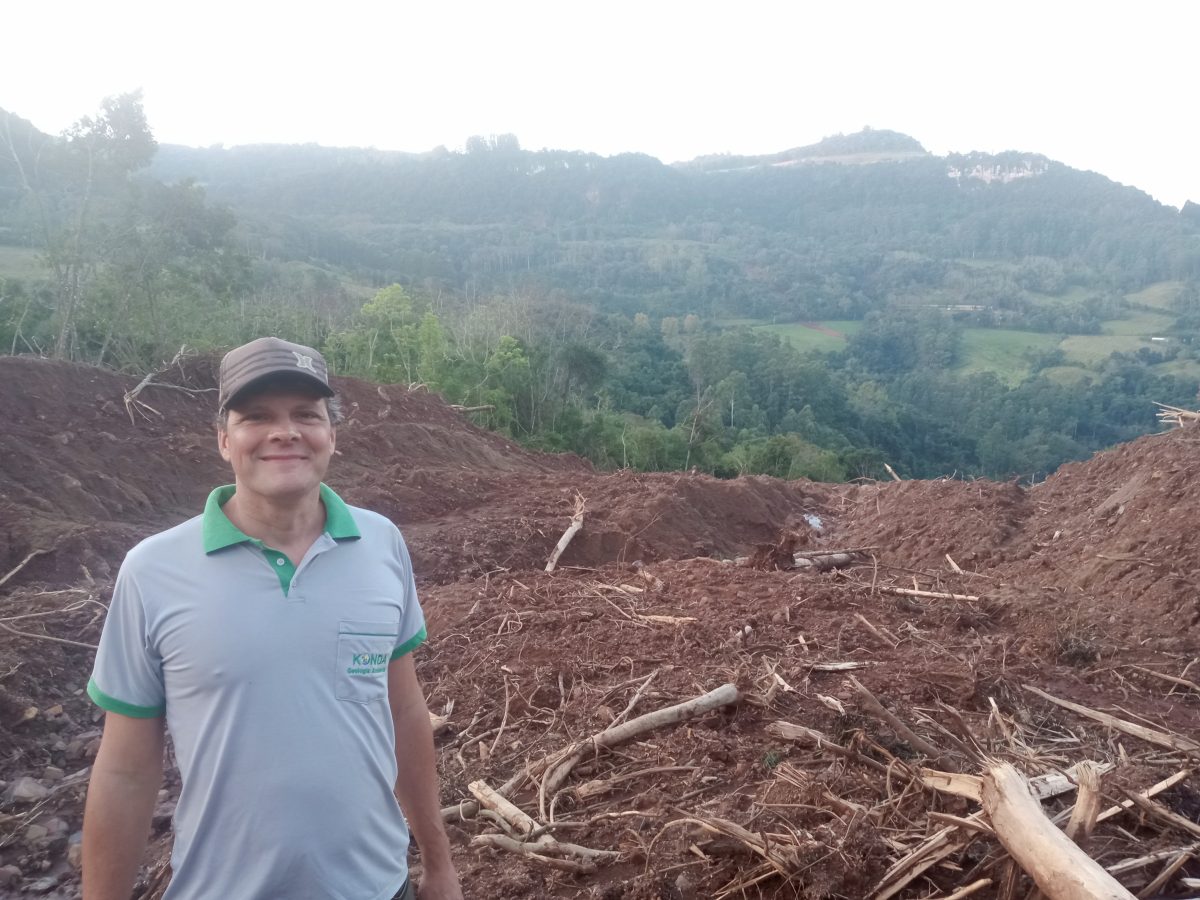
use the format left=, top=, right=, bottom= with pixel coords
left=335, top=620, right=398, bottom=703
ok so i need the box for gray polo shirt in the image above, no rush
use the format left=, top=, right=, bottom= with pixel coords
left=88, top=484, right=427, bottom=900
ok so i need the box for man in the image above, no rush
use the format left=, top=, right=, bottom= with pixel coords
left=83, top=337, right=462, bottom=900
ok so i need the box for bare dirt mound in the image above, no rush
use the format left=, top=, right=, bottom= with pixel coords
left=2, top=356, right=1199, bottom=899
left=999, top=426, right=1200, bottom=647
left=1, top=356, right=828, bottom=588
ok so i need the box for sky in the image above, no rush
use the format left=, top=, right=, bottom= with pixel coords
left=3, top=1, right=1197, bottom=207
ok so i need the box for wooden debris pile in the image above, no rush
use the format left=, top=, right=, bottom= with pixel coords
left=1154, top=402, right=1200, bottom=429
left=422, top=565, right=1200, bottom=898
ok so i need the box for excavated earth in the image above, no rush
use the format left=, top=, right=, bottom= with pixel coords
left=0, top=355, right=1198, bottom=899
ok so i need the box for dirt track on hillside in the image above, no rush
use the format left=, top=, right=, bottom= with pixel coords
left=1, top=355, right=1197, bottom=899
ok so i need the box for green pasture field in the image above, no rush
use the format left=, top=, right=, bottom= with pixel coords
left=1059, top=334, right=1156, bottom=365
left=1039, top=365, right=1094, bottom=386
left=729, top=311, right=1190, bottom=385
left=0, top=245, right=45, bottom=281
left=954, top=329, right=1060, bottom=381
left=1100, top=311, right=1175, bottom=336
left=1024, top=285, right=1092, bottom=306
left=755, top=320, right=860, bottom=352
left=1152, top=358, right=1200, bottom=381
left=1126, top=281, right=1184, bottom=311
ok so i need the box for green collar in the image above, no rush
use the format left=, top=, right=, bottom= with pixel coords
left=202, top=483, right=361, bottom=554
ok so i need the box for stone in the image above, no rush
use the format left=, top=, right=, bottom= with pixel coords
left=43, top=766, right=65, bottom=783
left=152, top=800, right=176, bottom=832
left=24, top=823, right=49, bottom=843
left=0, top=864, right=20, bottom=887
left=67, top=831, right=83, bottom=870
left=6, top=776, right=50, bottom=803
left=27, top=874, right=59, bottom=893
left=674, top=873, right=697, bottom=900
left=43, top=817, right=70, bottom=835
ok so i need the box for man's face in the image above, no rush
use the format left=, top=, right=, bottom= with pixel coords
left=217, top=388, right=336, bottom=503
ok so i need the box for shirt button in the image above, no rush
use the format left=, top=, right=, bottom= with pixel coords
left=276, top=558, right=286, bottom=566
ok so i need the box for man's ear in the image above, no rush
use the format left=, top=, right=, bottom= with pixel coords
left=217, top=426, right=232, bottom=462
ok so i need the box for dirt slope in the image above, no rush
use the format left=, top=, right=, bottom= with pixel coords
left=1, top=355, right=1198, bottom=899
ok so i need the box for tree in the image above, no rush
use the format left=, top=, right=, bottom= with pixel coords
left=2, top=93, right=156, bottom=358
left=85, top=180, right=250, bottom=366
left=326, top=285, right=426, bottom=382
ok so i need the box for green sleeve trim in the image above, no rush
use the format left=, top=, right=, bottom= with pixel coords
left=390, top=626, right=427, bottom=660
left=87, top=678, right=165, bottom=719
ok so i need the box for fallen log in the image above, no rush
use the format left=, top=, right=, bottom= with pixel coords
left=470, top=831, right=619, bottom=862
left=1130, top=665, right=1200, bottom=695
left=981, top=762, right=1135, bottom=900
left=538, top=683, right=740, bottom=816
left=444, top=684, right=741, bottom=823
left=468, top=780, right=538, bottom=837
left=1096, top=768, right=1192, bottom=824
left=1117, top=786, right=1200, bottom=841
left=882, top=586, right=980, bottom=602
left=853, top=612, right=899, bottom=647
left=470, top=834, right=597, bottom=874
left=545, top=494, right=585, bottom=573
left=0, top=548, right=51, bottom=592
left=793, top=551, right=868, bottom=571
left=849, top=675, right=954, bottom=768
left=1023, top=685, right=1200, bottom=754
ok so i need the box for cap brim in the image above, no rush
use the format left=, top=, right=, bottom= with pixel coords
left=222, top=371, right=335, bottom=411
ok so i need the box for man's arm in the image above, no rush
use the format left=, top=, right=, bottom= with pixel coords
left=82, top=712, right=165, bottom=900
left=388, top=654, right=462, bottom=900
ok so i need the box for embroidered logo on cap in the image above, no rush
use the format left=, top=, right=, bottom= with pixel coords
left=293, top=352, right=318, bottom=373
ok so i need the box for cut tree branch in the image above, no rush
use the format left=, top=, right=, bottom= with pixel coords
left=981, top=762, right=1135, bottom=900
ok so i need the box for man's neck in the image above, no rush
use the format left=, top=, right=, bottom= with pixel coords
left=222, top=486, right=326, bottom=563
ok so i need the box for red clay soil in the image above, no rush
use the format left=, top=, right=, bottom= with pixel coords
left=1, top=355, right=1198, bottom=899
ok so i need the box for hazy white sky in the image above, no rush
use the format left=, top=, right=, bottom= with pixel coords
left=4, top=1, right=1196, bottom=207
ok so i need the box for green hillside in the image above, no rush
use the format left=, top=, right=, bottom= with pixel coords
left=2, top=97, right=1199, bottom=483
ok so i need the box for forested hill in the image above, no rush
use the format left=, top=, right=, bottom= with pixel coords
left=147, top=128, right=1199, bottom=320
left=5, top=99, right=1200, bottom=484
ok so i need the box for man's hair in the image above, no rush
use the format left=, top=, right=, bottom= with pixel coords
left=215, top=394, right=343, bottom=429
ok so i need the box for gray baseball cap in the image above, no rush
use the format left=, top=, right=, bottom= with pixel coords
left=218, top=337, right=335, bottom=412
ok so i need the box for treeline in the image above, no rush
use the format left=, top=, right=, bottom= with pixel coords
left=323, top=286, right=1197, bottom=481
left=2, top=95, right=1198, bottom=483
left=139, top=131, right=1200, bottom=324
left=0, top=97, right=367, bottom=367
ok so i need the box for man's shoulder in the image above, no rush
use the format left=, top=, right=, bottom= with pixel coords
left=345, top=504, right=401, bottom=538
left=123, top=514, right=206, bottom=569
left=343, top=504, right=398, bottom=532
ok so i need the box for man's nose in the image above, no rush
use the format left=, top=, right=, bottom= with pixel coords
left=269, top=421, right=301, bottom=440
